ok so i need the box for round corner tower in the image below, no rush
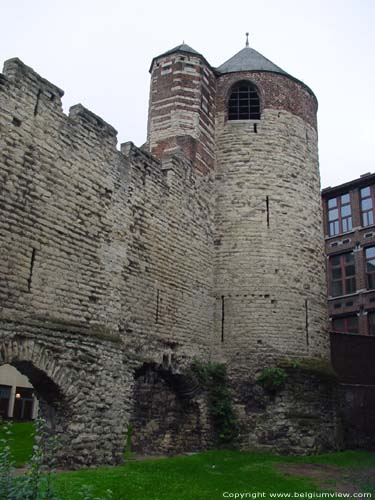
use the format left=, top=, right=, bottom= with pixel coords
left=212, top=42, right=338, bottom=453
left=145, top=41, right=338, bottom=453
left=213, top=43, right=328, bottom=367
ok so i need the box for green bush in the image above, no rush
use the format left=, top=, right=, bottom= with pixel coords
left=0, top=419, right=112, bottom=500
left=257, top=366, right=287, bottom=393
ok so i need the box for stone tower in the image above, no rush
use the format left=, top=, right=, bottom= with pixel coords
left=148, top=40, right=338, bottom=453
left=147, top=44, right=216, bottom=174
left=0, top=41, right=338, bottom=466
left=213, top=44, right=328, bottom=366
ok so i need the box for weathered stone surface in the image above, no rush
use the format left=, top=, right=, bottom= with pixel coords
left=130, top=364, right=212, bottom=455
left=232, top=367, right=340, bottom=455
left=0, top=47, right=339, bottom=466
left=0, top=57, right=215, bottom=465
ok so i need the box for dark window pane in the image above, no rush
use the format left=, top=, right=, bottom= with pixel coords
left=368, top=274, right=375, bottom=289
left=333, top=318, right=344, bottom=330
left=345, top=253, right=354, bottom=264
left=228, top=82, right=260, bottom=121
left=0, top=386, right=11, bottom=398
left=346, top=277, right=356, bottom=293
left=331, top=255, right=341, bottom=266
left=345, top=265, right=355, bottom=276
left=347, top=316, right=358, bottom=328
left=332, top=282, right=343, bottom=296
left=369, top=313, right=375, bottom=335
left=332, top=268, right=342, bottom=280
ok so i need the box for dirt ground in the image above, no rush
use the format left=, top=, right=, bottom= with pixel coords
left=278, top=463, right=375, bottom=494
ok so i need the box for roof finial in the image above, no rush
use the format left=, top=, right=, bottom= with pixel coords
left=182, top=40, right=185, bottom=44
left=245, top=32, right=249, bottom=47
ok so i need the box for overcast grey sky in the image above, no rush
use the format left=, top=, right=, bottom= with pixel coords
left=1, top=0, right=374, bottom=188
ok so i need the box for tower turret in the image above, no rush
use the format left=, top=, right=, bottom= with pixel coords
left=214, top=40, right=325, bottom=362
left=147, top=44, right=216, bottom=173
left=144, top=39, right=338, bottom=454
left=212, top=41, right=337, bottom=452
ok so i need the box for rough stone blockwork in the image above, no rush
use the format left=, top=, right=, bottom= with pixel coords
left=0, top=58, right=215, bottom=465
left=0, top=42, right=341, bottom=465
left=130, top=364, right=212, bottom=455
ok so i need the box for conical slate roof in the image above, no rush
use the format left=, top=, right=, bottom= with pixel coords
left=149, top=43, right=208, bottom=72
left=217, top=46, right=289, bottom=76
left=157, top=43, right=201, bottom=58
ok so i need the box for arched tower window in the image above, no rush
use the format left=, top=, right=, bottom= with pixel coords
left=228, top=82, right=260, bottom=120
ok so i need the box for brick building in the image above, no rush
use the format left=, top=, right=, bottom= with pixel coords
left=322, top=173, right=375, bottom=336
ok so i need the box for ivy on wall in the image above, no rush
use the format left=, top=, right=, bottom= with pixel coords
left=190, top=361, right=238, bottom=444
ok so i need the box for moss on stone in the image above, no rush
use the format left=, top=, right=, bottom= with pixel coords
left=88, top=326, right=122, bottom=344
left=277, top=357, right=338, bottom=382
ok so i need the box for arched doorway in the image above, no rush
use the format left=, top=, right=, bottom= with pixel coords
left=0, top=363, right=39, bottom=420
left=9, top=360, right=67, bottom=431
left=130, top=363, right=210, bottom=455
left=0, top=332, right=132, bottom=467
left=0, top=357, right=70, bottom=465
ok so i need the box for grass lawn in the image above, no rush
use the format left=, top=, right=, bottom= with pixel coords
left=0, top=421, right=34, bottom=467
left=2, top=423, right=375, bottom=499
left=54, top=450, right=375, bottom=500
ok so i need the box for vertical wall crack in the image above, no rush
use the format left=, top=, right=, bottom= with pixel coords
left=155, top=289, right=160, bottom=323
left=27, top=248, right=36, bottom=292
left=221, top=295, right=225, bottom=342
left=34, top=89, right=42, bottom=116
left=305, top=298, right=309, bottom=346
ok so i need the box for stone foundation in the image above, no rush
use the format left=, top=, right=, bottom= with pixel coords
left=130, top=364, right=212, bottom=455
left=233, top=363, right=340, bottom=455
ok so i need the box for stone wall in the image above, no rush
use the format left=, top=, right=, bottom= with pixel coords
left=130, top=363, right=212, bottom=455
left=0, top=322, right=133, bottom=467
left=0, top=58, right=215, bottom=465
left=233, top=364, right=340, bottom=454
left=0, top=53, right=340, bottom=464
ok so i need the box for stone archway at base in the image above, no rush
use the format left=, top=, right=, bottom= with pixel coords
left=130, top=363, right=211, bottom=455
left=0, top=325, right=133, bottom=468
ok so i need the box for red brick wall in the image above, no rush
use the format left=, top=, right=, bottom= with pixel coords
left=216, top=71, right=317, bottom=130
